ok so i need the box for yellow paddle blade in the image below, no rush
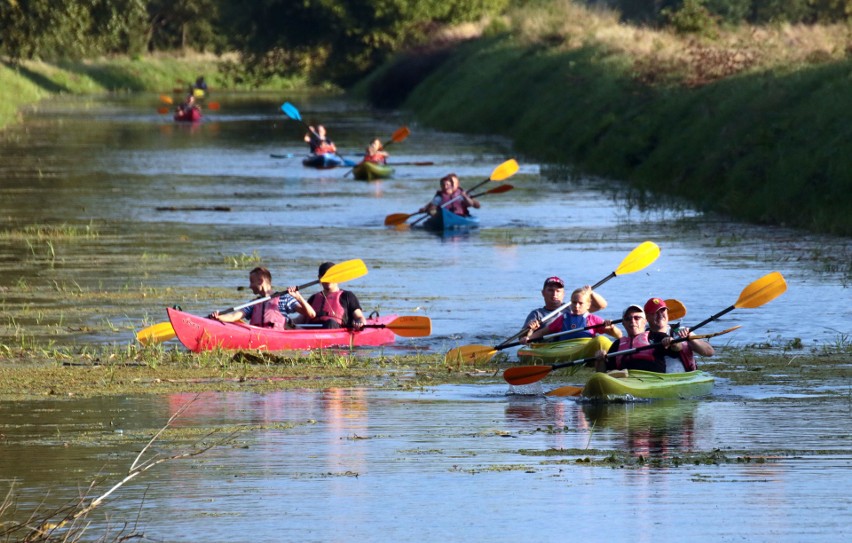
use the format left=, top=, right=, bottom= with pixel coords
left=386, top=316, right=431, bottom=337
left=137, top=321, right=176, bottom=345
left=665, top=299, right=686, bottom=320
left=444, top=344, right=498, bottom=365
left=503, top=365, right=553, bottom=386
left=545, top=385, right=584, bottom=397
left=320, top=259, right=368, bottom=284
left=192, top=88, right=205, bottom=99
left=391, top=126, right=410, bottom=143
left=614, top=241, right=660, bottom=276
left=735, top=271, right=787, bottom=309
left=384, top=213, right=412, bottom=226
left=159, top=94, right=173, bottom=105
left=490, top=159, right=519, bottom=182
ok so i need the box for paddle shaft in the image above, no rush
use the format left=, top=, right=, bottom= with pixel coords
left=216, top=279, right=320, bottom=315
left=498, top=318, right=626, bottom=350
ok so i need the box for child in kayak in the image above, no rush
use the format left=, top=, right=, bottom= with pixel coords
left=521, top=279, right=609, bottom=342
left=210, top=267, right=310, bottom=329
left=523, top=285, right=620, bottom=360
left=644, top=297, right=714, bottom=372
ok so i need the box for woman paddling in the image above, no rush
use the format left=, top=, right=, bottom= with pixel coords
left=419, top=173, right=480, bottom=218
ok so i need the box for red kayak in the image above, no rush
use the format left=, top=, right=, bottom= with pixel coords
left=174, top=106, right=201, bottom=122
left=167, top=307, right=396, bottom=352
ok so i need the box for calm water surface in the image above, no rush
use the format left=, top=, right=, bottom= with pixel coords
left=1, top=93, right=851, bottom=541
left=1, top=387, right=850, bottom=542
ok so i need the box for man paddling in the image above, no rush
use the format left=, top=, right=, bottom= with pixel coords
left=520, top=277, right=608, bottom=343
left=595, top=304, right=680, bottom=373
left=211, top=267, right=310, bottom=329
left=644, top=297, right=714, bottom=372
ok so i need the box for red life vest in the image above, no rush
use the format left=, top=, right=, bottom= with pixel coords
left=364, top=152, right=386, bottom=164
left=678, top=342, right=696, bottom=371
left=315, top=142, right=336, bottom=154
left=249, top=297, right=288, bottom=330
left=613, top=332, right=656, bottom=369
left=310, top=290, right=346, bottom=326
left=437, top=189, right=468, bottom=216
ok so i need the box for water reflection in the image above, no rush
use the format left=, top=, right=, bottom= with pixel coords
left=2, top=386, right=850, bottom=542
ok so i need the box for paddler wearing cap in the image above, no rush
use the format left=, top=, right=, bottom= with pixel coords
left=595, top=304, right=682, bottom=373
left=521, top=277, right=611, bottom=344
left=644, top=297, right=715, bottom=373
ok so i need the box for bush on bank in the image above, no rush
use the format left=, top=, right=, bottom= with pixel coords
left=362, top=10, right=852, bottom=236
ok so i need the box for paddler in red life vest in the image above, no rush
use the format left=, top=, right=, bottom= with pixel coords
left=595, top=304, right=681, bottom=374
left=303, top=261, right=367, bottom=331
left=210, top=267, right=310, bottom=330
left=523, top=285, right=621, bottom=344
left=419, top=173, right=480, bottom=218
left=304, top=125, right=337, bottom=155
left=363, top=138, right=388, bottom=164
left=644, top=297, right=714, bottom=373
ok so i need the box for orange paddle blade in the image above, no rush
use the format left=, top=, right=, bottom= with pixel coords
left=157, top=107, right=170, bottom=114
left=208, top=102, right=220, bottom=110
left=384, top=316, right=431, bottom=337
left=665, top=299, right=686, bottom=320
left=391, top=126, right=410, bottom=143
left=159, top=94, right=173, bottom=105
left=384, top=213, right=413, bottom=226
left=503, top=365, right=553, bottom=386
left=545, top=385, right=584, bottom=397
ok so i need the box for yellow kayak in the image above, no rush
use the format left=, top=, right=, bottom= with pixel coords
left=517, top=336, right=612, bottom=365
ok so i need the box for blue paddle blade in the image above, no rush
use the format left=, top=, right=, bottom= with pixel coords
left=342, top=158, right=357, bottom=167
left=281, top=102, right=301, bottom=121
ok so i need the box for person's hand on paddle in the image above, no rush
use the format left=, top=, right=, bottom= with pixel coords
left=594, top=349, right=608, bottom=372
left=521, top=319, right=543, bottom=344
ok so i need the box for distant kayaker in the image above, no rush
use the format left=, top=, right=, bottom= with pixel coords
left=595, top=305, right=681, bottom=373
left=210, top=267, right=310, bottom=330
left=302, top=261, right=367, bottom=330
left=305, top=125, right=337, bottom=155
left=644, top=297, right=714, bottom=373
left=177, top=93, right=198, bottom=115
left=420, top=174, right=479, bottom=218
left=192, top=76, right=208, bottom=97
left=524, top=285, right=620, bottom=344
left=363, top=138, right=388, bottom=164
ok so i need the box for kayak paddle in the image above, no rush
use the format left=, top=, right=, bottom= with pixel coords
left=136, top=259, right=369, bottom=345
left=362, top=315, right=432, bottom=337
left=384, top=159, right=519, bottom=227
left=444, top=241, right=661, bottom=365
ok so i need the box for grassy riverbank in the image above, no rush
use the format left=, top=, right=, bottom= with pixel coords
left=0, top=53, right=309, bottom=130
left=361, top=3, right=852, bottom=236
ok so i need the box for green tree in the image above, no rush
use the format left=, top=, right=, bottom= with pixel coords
left=221, top=0, right=510, bottom=85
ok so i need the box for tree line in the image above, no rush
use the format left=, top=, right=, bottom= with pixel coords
left=2, top=1, right=850, bottom=85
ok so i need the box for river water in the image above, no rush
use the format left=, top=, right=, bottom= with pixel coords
left=1, top=93, right=851, bottom=541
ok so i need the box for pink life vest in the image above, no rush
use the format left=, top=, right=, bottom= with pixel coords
left=437, top=189, right=468, bottom=216
left=613, top=332, right=656, bottom=369
left=310, top=290, right=345, bottom=326
left=249, top=297, right=288, bottom=330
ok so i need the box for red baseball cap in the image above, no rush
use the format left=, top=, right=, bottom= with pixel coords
left=644, top=297, right=667, bottom=316
left=543, top=276, right=565, bottom=288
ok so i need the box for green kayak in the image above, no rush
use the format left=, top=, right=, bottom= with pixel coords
left=581, top=369, right=714, bottom=400
left=517, top=336, right=612, bottom=364
left=352, top=161, right=394, bottom=181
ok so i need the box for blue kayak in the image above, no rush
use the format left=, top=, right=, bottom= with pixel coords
left=421, top=207, right=479, bottom=232
left=302, top=153, right=356, bottom=169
